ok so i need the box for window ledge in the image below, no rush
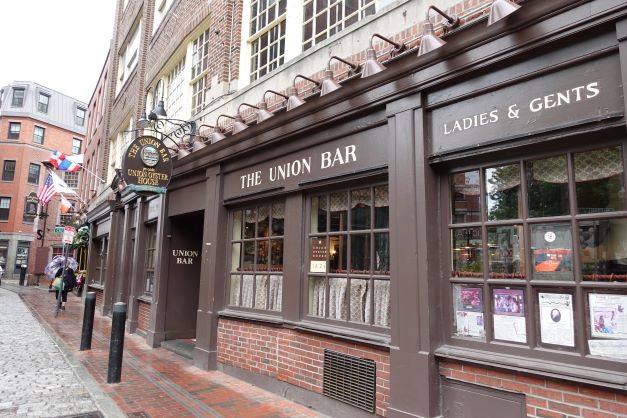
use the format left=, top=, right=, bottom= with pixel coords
left=218, top=309, right=284, bottom=326
left=137, top=295, right=152, bottom=303
left=435, top=345, right=627, bottom=390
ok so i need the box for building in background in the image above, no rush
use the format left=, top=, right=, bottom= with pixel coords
left=0, top=81, right=85, bottom=279
left=83, top=0, right=627, bottom=417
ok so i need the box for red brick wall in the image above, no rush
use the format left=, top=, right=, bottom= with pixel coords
left=137, top=299, right=151, bottom=332
left=218, top=318, right=390, bottom=416
left=440, top=360, right=627, bottom=418
left=87, top=287, right=104, bottom=308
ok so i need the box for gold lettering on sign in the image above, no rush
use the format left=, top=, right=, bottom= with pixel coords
left=127, top=168, right=170, bottom=186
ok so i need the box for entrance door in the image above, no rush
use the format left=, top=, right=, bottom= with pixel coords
left=164, top=211, right=203, bottom=340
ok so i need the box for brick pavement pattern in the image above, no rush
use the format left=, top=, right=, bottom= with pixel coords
left=5, top=283, right=326, bottom=418
left=0, top=287, right=100, bottom=417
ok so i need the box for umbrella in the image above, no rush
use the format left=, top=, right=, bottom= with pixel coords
left=44, top=256, right=78, bottom=280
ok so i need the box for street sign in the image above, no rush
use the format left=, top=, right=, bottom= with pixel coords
left=62, top=226, right=76, bottom=244
left=54, top=226, right=64, bottom=233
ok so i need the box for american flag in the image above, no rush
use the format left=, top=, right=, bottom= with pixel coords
left=37, top=173, right=56, bottom=205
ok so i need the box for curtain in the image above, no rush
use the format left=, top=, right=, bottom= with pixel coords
left=328, top=277, right=347, bottom=320
left=350, top=280, right=370, bottom=323
left=269, top=275, right=282, bottom=311
left=242, top=274, right=254, bottom=308
left=255, top=275, right=267, bottom=309
left=311, top=277, right=326, bottom=316
left=374, top=281, right=390, bottom=327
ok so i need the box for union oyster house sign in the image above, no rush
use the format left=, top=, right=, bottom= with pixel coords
left=121, top=135, right=172, bottom=194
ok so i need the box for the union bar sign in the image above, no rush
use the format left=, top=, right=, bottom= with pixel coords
left=121, top=135, right=173, bottom=194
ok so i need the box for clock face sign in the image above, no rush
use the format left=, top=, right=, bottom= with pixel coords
left=544, top=231, right=556, bottom=243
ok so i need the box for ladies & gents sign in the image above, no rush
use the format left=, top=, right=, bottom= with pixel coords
left=121, top=135, right=172, bottom=194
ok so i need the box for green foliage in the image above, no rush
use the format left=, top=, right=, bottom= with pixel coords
left=70, top=226, right=89, bottom=249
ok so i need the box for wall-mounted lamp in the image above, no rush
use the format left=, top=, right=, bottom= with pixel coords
left=199, top=123, right=226, bottom=143
left=150, top=79, right=167, bottom=118
left=361, top=34, right=406, bottom=78
left=320, top=56, right=362, bottom=95
left=417, top=5, right=460, bottom=56
left=487, top=0, right=520, bottom=25
left=217, top=113, right=248, bottom=135
left=287, top=75, right=322, bottom=110
left=258, top=90, right=289, bottom=122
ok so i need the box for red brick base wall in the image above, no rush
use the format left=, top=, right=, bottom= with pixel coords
left=137, top=300, right=151, bottom=332
left=217, top=318, right=390, bottom=416
left=440, top=360, right=627, bottom=418
left=88, top=287, right=104, bottom=308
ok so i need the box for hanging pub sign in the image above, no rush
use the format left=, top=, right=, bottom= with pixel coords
left=121, top=135, right=172, bottom=194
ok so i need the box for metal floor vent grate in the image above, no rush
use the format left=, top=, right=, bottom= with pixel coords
left=322, top=349, right=376, bottom=413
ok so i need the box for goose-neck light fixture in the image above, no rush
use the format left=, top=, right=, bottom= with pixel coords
left=235, top=103, right=259, bottom=132
left=320, top=56, right=361, bottom=95
left=361, top=34, right=406, bottom=78
left=200, top=123, right=227, bottom=143
left=418, top=5, right=460, bottom=56
left=177, top=142, right=191, bottom=158
left=258, top=90, right=289, bottom=122
left=287, top=75, right=322, bottom=110
left=488, top=0, right=521, bottom=25
left=151, top=79, right=167, bottom=118
left=217, top=114, right=246, bottom=135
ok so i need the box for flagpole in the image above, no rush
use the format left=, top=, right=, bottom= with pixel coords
left=78, top=164, right=107, bottom=184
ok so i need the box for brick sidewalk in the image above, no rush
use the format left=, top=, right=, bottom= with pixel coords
left=12, top=284, right=325, bottom=418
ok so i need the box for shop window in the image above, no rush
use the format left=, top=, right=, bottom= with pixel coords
left=308, top=185, right=390, bottom=328
left=2, top=160, right=16, bottom=181
left=229, top=201, right=284, bottom=312
left=0, top=240, right=8, bottom=271
left=14, top=242, right=29, bottom=273
left=92, top=236, right=108, bottom=285
left=249, top=0, right=286, bottom=82
left=8, top=122, right=20, bottom=139
left=447, top=145, right=626, bottom=365
left=27, top=163, right=40, bottom=184
left=33, top=126, right=45, bottom=144
left=144, top=223, right=158, bottom=295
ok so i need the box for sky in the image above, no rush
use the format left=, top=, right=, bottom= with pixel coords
left=0, top=0, right=116, bottom=104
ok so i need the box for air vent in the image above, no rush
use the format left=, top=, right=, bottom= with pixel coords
left=322, top=349, right=376, bottom=413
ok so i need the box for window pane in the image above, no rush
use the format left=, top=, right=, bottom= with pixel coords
left=256, top=240, right=268, bottom=270
left=374, top=186, right=389, bottom=228
left=309, top=276, right=326, bottom=317
left=244, top=208, right=256, bottom=238
left=242, top=274, right=254, bottom=308
left=269, top=275, right=282, bottom=311
left=230, top=275, right=241, bottom=306
left=270, top=239, right=283, bottom=271
left=255, top=275, right=268, bottom=309
left=350, top=234, right=370, bottom=273
left=488, top=226, right=525, bottom=279
left=271, top=202, right=284, bottom=235
left=575, top=147, right=624, bottom=214
left=329, top=235, right=347, bottom=273
left=351, top=188, right=371, bottom=230
left=374, top=280, right=390, bottom=327
left=232, top=210, right=242, bottom=240
left=374, top=233, right=390, bottom=275
left=243, top=241, right=255, bottom=271
left=311, top=195, right=327, bottom=233
left=580, top=219, right=627, bottom=282
left=486, top=164, right=521, bottom=220
left=453, top=284, right=485, bottom=339
left=451, top=171, right=480, bottom=223
left=531, top=223, right=573, bottom=281
left=329, top=192, right=348, bottom=231
left=328, top=277, right=348, bottom=320
left=452, top=228, right=483, bottom=278
left=350, top=279, right=370, bottom=323
left=231, top=243, right=241, bottom=272
left=257, top=206, right=269, bottom=237
left=527, top=156, right=569, bottom=217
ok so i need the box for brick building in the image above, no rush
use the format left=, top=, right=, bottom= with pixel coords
left=0, top=81, right=85, bottom=279
left=84, top=0, right=627, bottom=417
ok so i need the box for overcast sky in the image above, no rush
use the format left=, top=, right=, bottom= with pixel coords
left=0, top=0, right=116, bottom=104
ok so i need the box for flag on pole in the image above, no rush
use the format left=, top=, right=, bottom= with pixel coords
left=49, top=151, right=81, bottom=172
left=37, top=174, right=56, bottom=205
left=49, top=171, right=78, bottom=196
left=59, top=195, right=74, bottom=214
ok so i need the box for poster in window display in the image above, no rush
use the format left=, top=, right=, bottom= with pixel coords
left=454, top=286, right=485, bottom=338
left=589, top=294, right=627, bottom=339
left=539, top=293, right=575, bottom=347
left=492, top=288, right=527, bottom=343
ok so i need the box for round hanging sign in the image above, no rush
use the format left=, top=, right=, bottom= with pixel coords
left=121, top=135, right=172, bottom=194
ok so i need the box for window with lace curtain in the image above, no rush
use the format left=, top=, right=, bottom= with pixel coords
left=229, top=201, right=285, bottom=311
left=145, top=222, right=157, bottom=295
left=308, top=184, right=390, bottom=328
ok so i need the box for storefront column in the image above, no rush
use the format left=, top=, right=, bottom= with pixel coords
left=617, top=18, right=627, bottom=113
left=102, top=207, right=123, bottom=316
left=146, top=194, right=169, bottom=347
left=193, top=165, right=227, bottom=370
left=126, top=198, right=144, bottom=333
left=114, top=203, right=134, bottom=305
left=387, top=95, right=442, bottom=418
left=281, top=193, right=303, bottom=322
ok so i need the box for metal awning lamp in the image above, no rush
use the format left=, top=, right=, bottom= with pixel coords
left=320, top=56, right=361, bottom=95
left=286, top=75, right=321, bottom=110
left=257, top=90, right=289, bottom=122
left=361, top=34, right=406, bottom=78
left=217, top=113, right=248, bottom=135
left=150, top=79, right=167, bottom=118
left=488, top=0, right=521, bottom=25
left=417, top=5, right=460, bottom=56
left=137, top=111, right=151, bottom=129
left=200, top=123, right=227, bottom=143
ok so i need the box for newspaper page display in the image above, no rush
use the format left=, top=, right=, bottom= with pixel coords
left=454, top=285, right=484, bottom=338
left=539, top=292, right=574, bottom=347
left=492, top=288, right=527, bottom=343
left=588, top=293, right=627, bottom=359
